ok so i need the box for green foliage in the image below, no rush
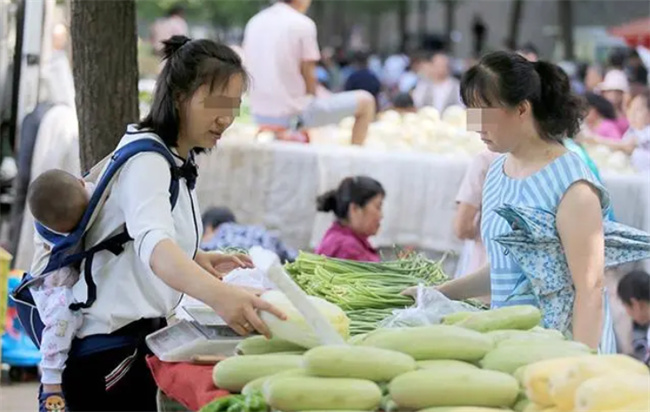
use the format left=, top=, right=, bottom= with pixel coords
left=136, top=0, right=266, bottom=25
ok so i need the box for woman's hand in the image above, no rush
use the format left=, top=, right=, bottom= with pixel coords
left=195, top=251, right=254, bottom=278
left=208, top=283, right=286, bottom=338
left=402, top=264, right=491, bottom=301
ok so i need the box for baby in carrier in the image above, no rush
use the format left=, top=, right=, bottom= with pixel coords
left=27, top=169, right=94, bottom=411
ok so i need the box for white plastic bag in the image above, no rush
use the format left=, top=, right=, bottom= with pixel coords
left=379, top=284, right=479, bottom=328
left=222, top=246, right=279, bottom=290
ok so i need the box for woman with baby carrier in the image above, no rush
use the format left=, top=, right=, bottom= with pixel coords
left=24, top=36, right=285, bottom=411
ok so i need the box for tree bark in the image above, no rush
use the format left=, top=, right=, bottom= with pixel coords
left=71, top=0, right=139, bottom=173
left=444, top=0, right=456, bottom=52
left=558, top=0, right=574, bottom=60
left=398, top=0, right=408, bottom=52
left=419, top=0, right=429, bottom=46
left=506, top=0, right=524, bottom=50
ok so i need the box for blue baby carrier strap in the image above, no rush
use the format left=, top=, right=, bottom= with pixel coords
left=10, top=138, right=182, bottom=352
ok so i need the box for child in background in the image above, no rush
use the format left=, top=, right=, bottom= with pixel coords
left=27, top=169, right=94, bottom=412
left=588, top=89, right=650, bottom=173
left=617, top=270, right=650, bottom=364
left=583, top=92, right=624, bottom=140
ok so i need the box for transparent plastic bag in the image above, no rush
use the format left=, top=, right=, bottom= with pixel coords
left=379, top=284, right=480, bottom=328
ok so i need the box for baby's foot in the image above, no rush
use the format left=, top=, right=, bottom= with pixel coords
left=39, top=391, right=68, bottom=412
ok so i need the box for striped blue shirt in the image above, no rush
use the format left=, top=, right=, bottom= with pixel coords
left=481, top=151, right=617, bottom=353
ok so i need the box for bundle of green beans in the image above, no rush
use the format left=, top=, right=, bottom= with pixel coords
left=285, top=252, right=449, bottom=334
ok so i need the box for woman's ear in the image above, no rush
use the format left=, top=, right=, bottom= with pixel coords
left=518, top=101, right=532, bottom=117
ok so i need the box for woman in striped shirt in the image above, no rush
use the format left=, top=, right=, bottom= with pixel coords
left=434, top=51, right=616, bottom=352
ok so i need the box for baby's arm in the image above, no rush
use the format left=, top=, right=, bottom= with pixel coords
left=31, top=267, right=83, bottom=387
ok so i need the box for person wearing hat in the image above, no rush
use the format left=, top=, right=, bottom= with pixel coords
left=598, top=69, right=630, bottom=134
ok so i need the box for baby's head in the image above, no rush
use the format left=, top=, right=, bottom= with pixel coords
left=28, top=170, right=90, bottom=233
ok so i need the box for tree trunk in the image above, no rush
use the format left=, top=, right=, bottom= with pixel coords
left=506, top=0, right=524, bottom=50
left=444, top=0, right=456, bottom=52
left=419, top=0, right=429, bottom=46
left=71, top=0, right=139, bottom=173
left=398, top=0, right=408, bottom=52
left=558, top=0, right=574, bottom=60
left=369, top=11, right=381, bottom=53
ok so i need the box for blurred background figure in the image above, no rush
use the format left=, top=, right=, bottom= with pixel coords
left=42, top=23, right=75, bottom=109
left=616, top=270, right=650, bottom=363
left=579, top=63, right=604, bottom=94
left=472, top=15, right=487, bottom=58
left=201, top=207, right=297, bottom=264
left=317, top=47, right=342, bottom=91
left=344, top=51, right=382, bottom=106
left=598, top=69, right=630, bottom=134
left=517, top=42, right=539, bottom=62
left=626, top=50, right=649, bottom=87
left=149, top=4, right=188, bottom=57
left=398, top=51, right=427, bottom=94
left=454, top=150, right=499, bottom=279
left=391, top=92, right=416, bottom=114
left=412, top=50, right=462, bottom=112
left=583, top=92, right=624, bottom=140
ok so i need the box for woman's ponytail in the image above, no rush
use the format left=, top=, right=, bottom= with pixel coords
left=316, top=190, right=338, bottom=213
left=532, top=60, right=584, bottom=141
left=162, top=35, right=192, bottom=61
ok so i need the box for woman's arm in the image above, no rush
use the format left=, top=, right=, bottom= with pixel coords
left=454, top=203, right=480, bottom=240
left=404, top=264, right=491, bottom=300
left=151, top=240, right=283, bottom=336
left=589, top=134, right=637, bottom=155
left=557, top=181, right=605, bottom=350
left=438, top=263, right=491, bottom=300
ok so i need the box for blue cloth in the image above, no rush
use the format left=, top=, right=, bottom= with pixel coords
left=200, top=223, right=297, bottom=263
left=481, top=151, right=650, bottom=353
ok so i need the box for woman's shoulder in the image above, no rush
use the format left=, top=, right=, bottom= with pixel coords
left=544, top=151, right=611, bottom=211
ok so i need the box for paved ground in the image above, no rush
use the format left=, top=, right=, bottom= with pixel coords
left=0, top=380, right=38, bottom=411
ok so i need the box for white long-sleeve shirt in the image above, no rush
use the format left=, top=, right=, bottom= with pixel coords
left=71, top=126, right=203, bottom=337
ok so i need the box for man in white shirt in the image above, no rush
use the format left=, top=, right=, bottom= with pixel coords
left=243, top=0, right=375, bottom=145
left=412, top=51, right=462, bottom=113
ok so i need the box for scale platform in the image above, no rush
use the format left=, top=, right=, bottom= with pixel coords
left=146, top=305, right=247, bottom=362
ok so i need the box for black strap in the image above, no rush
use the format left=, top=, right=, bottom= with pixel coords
left=69, top=229, right=132, bottom=311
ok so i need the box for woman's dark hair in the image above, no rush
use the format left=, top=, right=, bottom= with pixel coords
left=617, top=270, right=650, bottom=305
left=139, top=35, right=247, bottom=153
left=460, top=51, right=584, bottom=143
left=316, top=176, right=385, bottom=220
left=584, top=92, right=617, bottom=120
left=202, top=206, right=236, bottom=230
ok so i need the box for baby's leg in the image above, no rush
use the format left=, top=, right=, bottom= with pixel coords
left=31, top=285, right=83, bottom=387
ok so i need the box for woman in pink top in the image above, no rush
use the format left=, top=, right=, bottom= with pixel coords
left=584, top=92, right=623, bottom=141
left=315, top=176, right=385, bottom=262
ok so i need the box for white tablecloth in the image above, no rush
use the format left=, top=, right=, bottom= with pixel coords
left=196, top=142, right=650, bottom=271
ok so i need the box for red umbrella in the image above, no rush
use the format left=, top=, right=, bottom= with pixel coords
left=608, top=17, right=650, bottom=48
